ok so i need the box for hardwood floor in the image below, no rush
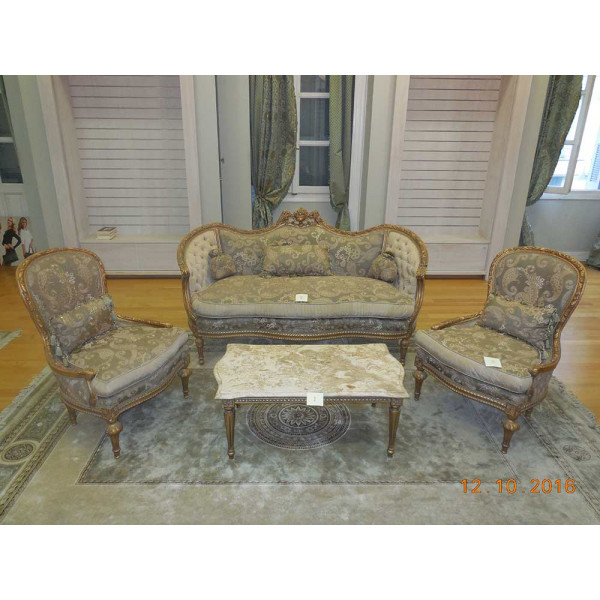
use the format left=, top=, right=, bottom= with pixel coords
left=1, top=265, right=598, bottom=420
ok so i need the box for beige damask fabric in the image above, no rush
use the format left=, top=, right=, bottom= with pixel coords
left=208, top=249, right=237, bottom=280
left=479, top=293, right=558, bottom=353
left=218, top=226, right=384, bottom=277
left=24, top=250, right=105, bottom=330
left=191, top=275, right=414, bottom=319
left=261, top=243, right=332, bottom=277
left=367, top=252, right=398, bottom=283
left=50, top=295, right=116, bottom=356
left=491, top=251, right=579, bottom=313
left=415, top=322, right=541, bottom=394
left=67, top=324, right=189, bottom=397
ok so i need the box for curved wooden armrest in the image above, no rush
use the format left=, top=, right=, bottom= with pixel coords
left=115, top=313, right=172, bottom=328
left=45, top=349, right=96, bottom=381
left=431, top=313, right=481, bottom=331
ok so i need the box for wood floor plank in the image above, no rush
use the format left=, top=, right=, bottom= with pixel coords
left=1, top=265, right=598, bottom=421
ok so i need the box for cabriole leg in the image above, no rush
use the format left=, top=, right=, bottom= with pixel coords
left=413, top=355, right=427, bottom=401
left=179, top=367, right=192, bottom=398
left=399, top=338, right=410, bottom=365
left=501, top=418, right=520, bottom=454
left=66, top=405, right=78, bottom=425
left=106, top=420, right=123, bottom=459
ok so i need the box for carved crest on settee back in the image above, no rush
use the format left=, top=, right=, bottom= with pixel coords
left=276, top=208, right=326, bottom=227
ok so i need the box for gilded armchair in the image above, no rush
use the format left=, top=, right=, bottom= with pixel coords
left=413, top=247, right=586, bottom=453
left=16, top=248, right=191, bottom=458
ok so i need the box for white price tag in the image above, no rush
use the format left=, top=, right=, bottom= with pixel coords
left=306, top=392, right=324, bottom=406
left=484, top=356, right=502, bottom=368
left=295, top=293, right=308, bottom=303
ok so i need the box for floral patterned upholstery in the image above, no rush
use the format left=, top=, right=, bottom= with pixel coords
left=261, top=243, right=333, bottom=276
left=490, top=250, right=580, bottom=313
left=67, top=324, right=189, bottom=397
left=413, top=246, right=586, bottom=454
left=191, top=275, right=415, bottom=319
left=415, top=322, right=540, bottom=394
left=23, top=250, right=105, bottom=331
left=17, top=247, right=192, bottom=459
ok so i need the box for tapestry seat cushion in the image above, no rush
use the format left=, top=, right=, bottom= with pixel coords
left=66, top=324, right=189, bottom=397
left=414, top=321, right=542, bottom=394
left=191, top=275, right=415, bottom=320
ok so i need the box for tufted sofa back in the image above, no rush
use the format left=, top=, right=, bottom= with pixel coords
left=180, top=220, right=427, bottom=302
left=489, top=248, right=585, bottom=316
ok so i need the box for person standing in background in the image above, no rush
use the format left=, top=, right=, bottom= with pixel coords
left=2, top=217, right=21, bottom=266
left=18, top=217, right=34, bottom=258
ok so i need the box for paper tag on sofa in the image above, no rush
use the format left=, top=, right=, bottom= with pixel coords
left=295, top=294, right=308, bottom=303
left=306, top=392, right=324, bottom=406
left=484, top=356, right=502, bottom=368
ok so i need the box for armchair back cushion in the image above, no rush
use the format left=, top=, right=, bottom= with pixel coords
left=23, top=250, right=105, bottom=331
left=490, top=250, right=581, bottom=314
left=478, top=293, right=558, bottom=354
left=50, top=294, right=116, bottom=355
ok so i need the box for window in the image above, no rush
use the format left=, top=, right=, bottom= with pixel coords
left=291, top=75, right=330, bottom=195
left=546, top=75, right=600, bottom=195
left=0, top=77, right=23, bottom=184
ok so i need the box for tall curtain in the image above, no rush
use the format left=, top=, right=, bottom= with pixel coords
left=520, top=75, right=583, bottom=246
left=249, top=76, right=297, bottom=229
left=329, top=76, right=354, bottom=230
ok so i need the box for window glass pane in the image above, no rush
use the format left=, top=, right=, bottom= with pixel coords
left=299, top=146, right=329, bottom=186
left=300, top=98, right=329, bottom=141
left=565, top=97, right=582, bottom=142
left=572, top=76, right=600, bottom=190
left=0, top=100, right=11, bottom=137
left=301, top=75, right=329, bottom=93
left=0, top=143, right=23, bottom=183
left=548, top=144, right=572, bottom=188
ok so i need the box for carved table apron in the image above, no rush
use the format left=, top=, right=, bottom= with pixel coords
left=214, top=343, right=409, bottom=459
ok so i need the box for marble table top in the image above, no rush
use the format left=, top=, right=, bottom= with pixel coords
left=214, top=344, right=408, bottom=400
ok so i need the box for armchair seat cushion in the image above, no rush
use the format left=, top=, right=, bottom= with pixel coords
left=67, top=324, right=189, bottom=397
left=191, top=275, right=415, bottom=320
left=414, top=322, right=541, bottom=394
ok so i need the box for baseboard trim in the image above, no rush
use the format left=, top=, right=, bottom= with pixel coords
left=565, top=251, right=591, bottom=261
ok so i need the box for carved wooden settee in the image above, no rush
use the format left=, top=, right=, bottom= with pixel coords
left=177, top=209, right=428, bottom=364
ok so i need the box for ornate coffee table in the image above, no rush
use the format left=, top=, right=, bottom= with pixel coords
left=214, top=343, right=409, bottom=459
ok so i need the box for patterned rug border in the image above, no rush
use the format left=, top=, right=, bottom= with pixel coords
left=0, top=329, right=22, bottom=353
left=2, top=344, right=600, bottom=521
left=0, top=367, right=69, bottom=520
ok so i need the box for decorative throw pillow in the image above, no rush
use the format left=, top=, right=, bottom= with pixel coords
left=50, top=294, right=116, bottom=356
left=261, top=243, right=332, bottom=277
left=367, top=252, right=398, bottom=283
left=209, top=249, right=237, bottom=280
left=478, top=293, right=559, bottom=353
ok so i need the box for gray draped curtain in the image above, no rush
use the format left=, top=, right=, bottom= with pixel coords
left=588, top=238, right=600, bottom=268
left=520, top=75, right=583, bottom=246
left=250, top=76, right=297, bottom=229
left=329, top=76, right=354, bottom=230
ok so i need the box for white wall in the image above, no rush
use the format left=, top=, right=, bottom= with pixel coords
left=528, top=198, right=600, bottom=258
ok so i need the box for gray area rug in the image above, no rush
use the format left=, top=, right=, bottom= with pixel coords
left=2, top=338, right=600, bottom=524
left=0, top=329, right=21, bottom=352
